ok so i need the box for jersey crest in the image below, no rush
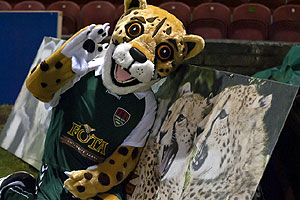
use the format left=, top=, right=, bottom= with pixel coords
left=113, top=107, right=131, bottom=127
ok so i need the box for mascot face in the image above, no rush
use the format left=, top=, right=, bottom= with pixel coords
left=102, top=0, right=204, bottom=95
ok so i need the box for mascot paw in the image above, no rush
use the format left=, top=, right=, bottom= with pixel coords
left=64, top=168, right=106, bottom=199
left=61, top=23, right=110, bottom=74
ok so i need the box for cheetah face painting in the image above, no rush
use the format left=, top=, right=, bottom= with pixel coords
left=102, top=0, right=204, bottom=95
left=157, top=83, right=212, bottom=199
left=158, top=83, right=211, bottom=178
left=183, top=85, right=272, bottom=200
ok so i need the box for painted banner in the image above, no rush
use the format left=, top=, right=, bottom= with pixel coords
left=128, top=65, right=298, bottom=200
left=0, top=38, right=298, bottom=199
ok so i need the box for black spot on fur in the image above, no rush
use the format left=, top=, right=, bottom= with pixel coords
left=98, top=46, right=103, bottom=52
left=77, top=186, right=85, bottom=193
left=84, top=173, right=93, bottom=180
left=166, top=27, right=172, bottom=35
left=123, top=162, right=127, bottom=168
left=131, top=16, right=146, bottom=24
left=116, top=172, right=124, bottom=181
left=146, top=17, right=157, bottom=23
left=152, top=18, right=167, bottom=37
left=109, top=159, right=115, bottom=164
left=98, top=29, right=104, bottom=35
left=118, top=147, right=129, bottom=156
left=40, top=61, right=49, bottom=71
left=83, top=39, right=95, bottom=53
left=41, top=82, right=48, bottom=88
left=56, top=79, right=61, bottom=84
left=132, top=147, right=139, bottom=160
left=55, top=61, right=63, bottom=69
left=98, top=173, right=110, bottom=186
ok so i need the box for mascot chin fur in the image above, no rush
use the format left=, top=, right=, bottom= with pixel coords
left=1, top=0, right=204, bottom=199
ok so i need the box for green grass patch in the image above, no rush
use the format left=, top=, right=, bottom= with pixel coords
left=0, top=104, right=38, bottom=178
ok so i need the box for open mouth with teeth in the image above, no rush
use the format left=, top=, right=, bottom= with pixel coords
left=159, top=133, right=179, bottom=178
left=111, top=58, right=141, bottom=87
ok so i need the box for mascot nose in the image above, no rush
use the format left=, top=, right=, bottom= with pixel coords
left=129, top=47, right=147, bottom=63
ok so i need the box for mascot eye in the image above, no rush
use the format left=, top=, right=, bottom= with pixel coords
left=156, top=43, right=174, bottom=61
left=125, top=22, right=144, bottom=38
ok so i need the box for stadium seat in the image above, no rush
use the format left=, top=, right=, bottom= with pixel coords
left=180, top=0, right=211, bottom=8
left=159, top=2, right=191, bottom=27
left=0, top=1, right=11, bottom=10
left=116, top=4, right=124, bottom=19
left=269, top=5, right=300, bottom=42
left=286, top=0, right=300, bottom=4
left=212, top=0, right=249, bottom=8
left=188, top=3, right=231, bottom=39
left=229, top=3, right=271, bottom=41
left=81, top=1, right=116, bottom=34
left=249, top=0, right=286, bottom=10
left=13, top=1, right=45, bottom=10
left=47, top=1, right=80, bottom=35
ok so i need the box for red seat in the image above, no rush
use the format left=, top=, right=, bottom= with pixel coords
left=116, top=4, right=124, bottom=20
left=180, top=0, right=211, bottom=8
left=212, top=0, right=249, bottom=8
left=13, top=1, right=45, bottom=10
left=269, top=5, right=300, bottom=42
left=249, top=0, right=286, bottom=10
left=229, top=3, right=271, bottom=41
left=159, top=2, right=191, bottom=27
left=81, top=1, right=116, bottom=34
left=188, top=3, right=231, bottom=39
left=0, top=1, right=11, bottom=10
left=47, top=1, right=80, bottom=35
left=287, top=0, right=300, bottom=4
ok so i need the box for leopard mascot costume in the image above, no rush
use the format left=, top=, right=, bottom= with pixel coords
left=0, top=0, right=204, bottom=199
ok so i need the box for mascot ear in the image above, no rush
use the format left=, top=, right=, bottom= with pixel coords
left=183, top=35, right=205, bottom=60
left=124, top=0, right=147, bottom=12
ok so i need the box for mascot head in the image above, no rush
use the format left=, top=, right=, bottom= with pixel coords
left=102, top=0, right=204, bottom=95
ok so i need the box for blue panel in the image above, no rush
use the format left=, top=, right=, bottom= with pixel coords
left=0, top=11, right=60, bottom=104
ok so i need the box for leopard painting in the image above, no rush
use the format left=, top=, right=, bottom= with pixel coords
left=128, top=83, right=272, bottom=200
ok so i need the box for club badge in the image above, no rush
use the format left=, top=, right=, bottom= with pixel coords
left=113, top=107, right=131, bottom=127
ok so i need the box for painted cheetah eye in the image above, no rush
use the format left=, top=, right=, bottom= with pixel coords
left=176, top=114, right=186, bottom=122
left=125, top=22, right=144, bottom=38
left=156, top=43, right=174, bottom=61
left=219, top=109, right=228, bottom=119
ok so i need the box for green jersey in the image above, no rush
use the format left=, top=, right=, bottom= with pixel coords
left=42, top=71, right=157, bottom=171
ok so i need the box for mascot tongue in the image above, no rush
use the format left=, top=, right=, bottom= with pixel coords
left=116, top=65, right=132, bottom=82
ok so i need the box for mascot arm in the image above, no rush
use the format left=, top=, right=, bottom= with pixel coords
left=26, top=24, right=110, bottom=102
left=64, top=145, right=143, bottom=199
